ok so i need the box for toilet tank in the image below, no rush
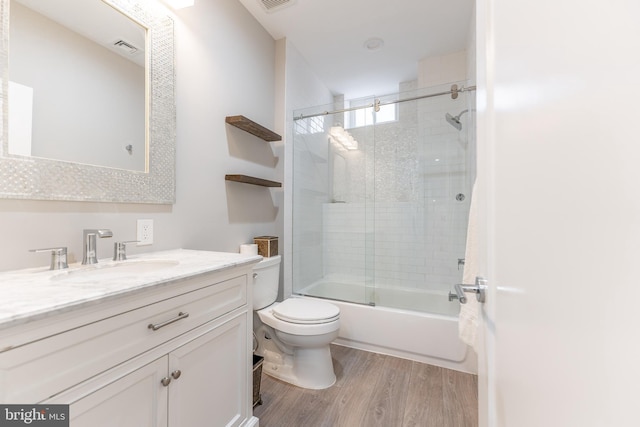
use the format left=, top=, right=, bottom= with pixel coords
left=252, top=255, right=281, bottom=310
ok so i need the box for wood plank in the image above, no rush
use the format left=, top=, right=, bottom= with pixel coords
left=225, top=174, right=282, bottom=187
left=225, top=115, right=282, bottom=142
left=361, top=354, right=413, bottom=427
left=253, top=345, right=478, bottom=427
left=324, top=346, right=387, bottom=427
left=255, top=345, right=354, bottom=427
left=402, top=362, right=445, bottom=427
left=253, top=375, right=304, bottom=424
left=443, top=369, right=478, bottom=427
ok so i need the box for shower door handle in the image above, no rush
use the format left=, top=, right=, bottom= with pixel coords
left=448, top=277, right=487, bottom=304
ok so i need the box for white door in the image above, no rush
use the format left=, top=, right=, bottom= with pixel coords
left=476, top=0, right=640, bottom=426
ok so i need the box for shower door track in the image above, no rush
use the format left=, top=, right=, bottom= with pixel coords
left=293, top=84, right=476, bottom=121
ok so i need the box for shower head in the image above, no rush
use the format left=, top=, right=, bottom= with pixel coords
left=445, top=109, right=469, bottom=131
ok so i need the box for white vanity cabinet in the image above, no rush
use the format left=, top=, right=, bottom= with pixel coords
left=64, top=313, right=248, bottom=427
left=0, top=252, right=259, bottom=427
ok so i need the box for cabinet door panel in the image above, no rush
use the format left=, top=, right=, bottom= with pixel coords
left=168, top=314, right=248, bottom=427
left=70, top=358, right=168, bottom=427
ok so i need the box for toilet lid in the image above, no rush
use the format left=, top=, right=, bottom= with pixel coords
left=272, top=299, right=340, bottom=324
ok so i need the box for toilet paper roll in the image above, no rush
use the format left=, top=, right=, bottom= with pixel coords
left=239, top=244, right=258, bottom=255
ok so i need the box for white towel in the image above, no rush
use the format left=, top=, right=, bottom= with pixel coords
left=459, top=179, right=480, bottom=352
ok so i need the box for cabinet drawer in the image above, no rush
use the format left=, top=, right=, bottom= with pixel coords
left=0, top=274, right=246, bottom=403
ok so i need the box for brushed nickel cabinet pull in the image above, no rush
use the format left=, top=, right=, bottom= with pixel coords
left=171, top=370, right=182, bottom=380
left=161, top=377, right=171, bottom=387
left=148, top=312, right=190, bottom=331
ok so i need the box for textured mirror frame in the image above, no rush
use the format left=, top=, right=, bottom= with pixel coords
left=0, top=0, right=175, bottom=204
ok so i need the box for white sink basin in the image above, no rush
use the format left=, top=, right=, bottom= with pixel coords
left=51, top=260, right=180, bottom=283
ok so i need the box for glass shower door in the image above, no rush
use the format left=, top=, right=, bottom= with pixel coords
left=369, top=85, right=472, bottom=315
left=291, top=100, right=375, bottom=305
left=291, top=83, right=474, bottom=316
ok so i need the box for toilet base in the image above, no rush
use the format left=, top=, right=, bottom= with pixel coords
left=254, top=301, right=340, bottom=390
left=260, top=345, right=336, bottom=390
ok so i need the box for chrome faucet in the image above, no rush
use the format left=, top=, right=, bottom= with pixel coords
left=82, top=229, right=113, bottom=265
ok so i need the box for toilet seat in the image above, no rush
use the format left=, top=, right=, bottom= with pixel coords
left=272, top=298, right=340, bottom=325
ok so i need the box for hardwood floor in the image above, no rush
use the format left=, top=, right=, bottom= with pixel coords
left=253, top=345, right=478, bottom=427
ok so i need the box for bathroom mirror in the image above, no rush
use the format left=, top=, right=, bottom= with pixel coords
left=9, top=0, right=146, bottom=172
left=0, top=0, right=176, bottom=203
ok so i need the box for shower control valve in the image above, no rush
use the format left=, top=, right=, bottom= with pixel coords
left=448, top=277, right=487, bottom=304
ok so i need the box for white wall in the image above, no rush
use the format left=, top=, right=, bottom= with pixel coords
left=419, top=51, right=467, bottom=88
left=0, top=0, right=280, bottom=272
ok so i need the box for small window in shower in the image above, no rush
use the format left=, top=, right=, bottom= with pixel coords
left=346, top=102, right=396, bottom=129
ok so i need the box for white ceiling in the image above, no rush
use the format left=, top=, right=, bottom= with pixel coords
left=237, top=0, right=474, bottom=99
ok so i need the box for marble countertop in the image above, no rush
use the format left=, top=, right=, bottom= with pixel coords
left=0, top=249, right=262, bottom=330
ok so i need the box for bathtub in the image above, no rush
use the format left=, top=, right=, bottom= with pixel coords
left=296, top=281, right=477, bottom=374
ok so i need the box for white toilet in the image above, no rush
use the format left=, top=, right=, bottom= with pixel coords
left=252, top=255, right=340, bottom=389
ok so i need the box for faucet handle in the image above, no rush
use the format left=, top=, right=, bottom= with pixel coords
left=113, top=241, right=139, bottom=261
left=29, top=247, right=69, bottom=270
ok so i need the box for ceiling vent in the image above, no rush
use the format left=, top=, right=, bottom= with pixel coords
left=113, top=39, right=139, bottom=55
left=258, top=0, right=296, bottom=13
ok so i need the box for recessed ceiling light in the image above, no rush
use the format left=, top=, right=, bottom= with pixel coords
left=363, top=37, right=384, bottom=51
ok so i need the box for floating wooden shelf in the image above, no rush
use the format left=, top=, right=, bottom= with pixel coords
left=225, top=115, right=282, bottom=142
left=225, top=174, right=282, bottom=188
